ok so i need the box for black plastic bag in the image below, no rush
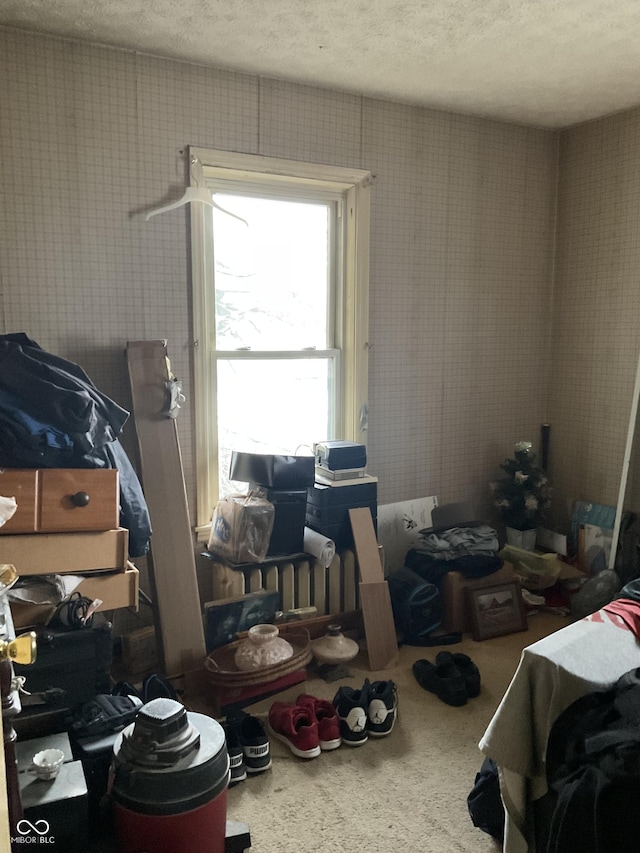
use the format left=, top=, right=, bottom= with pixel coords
left=467, top=756, right=505, bottom=842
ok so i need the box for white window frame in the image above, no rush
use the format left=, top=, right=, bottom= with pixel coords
left=189, top=146, right=371, bottom=535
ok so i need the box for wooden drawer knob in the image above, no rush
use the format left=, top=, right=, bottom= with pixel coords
left=70, top=491, right=91, bottom=507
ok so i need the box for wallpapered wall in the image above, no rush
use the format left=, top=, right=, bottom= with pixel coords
left=549, top=108, right=640, bottom=530
left=10, top=25, right=640, bottom=606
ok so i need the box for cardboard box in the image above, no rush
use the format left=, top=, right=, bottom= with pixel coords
left=122, top=625, right=157, bottom=674
left=10, top=601, right=57, bottom=630
left=0, top=528, right=128, bottom=575
left=440, top=562, right=515, bottom=633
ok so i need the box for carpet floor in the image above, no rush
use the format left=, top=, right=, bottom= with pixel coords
left=182, top=611, right=570, bottom=853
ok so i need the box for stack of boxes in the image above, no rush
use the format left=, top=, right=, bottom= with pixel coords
left=305, top=441, right=378, bottom=549
left=228, top=452, right=315, bottom=557
left=227, top=444, right=377, bottom=558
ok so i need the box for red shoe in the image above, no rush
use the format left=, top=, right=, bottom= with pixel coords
left=296, top=694, right=342, bottom=751
left=268, top=701, right=321, bottom=759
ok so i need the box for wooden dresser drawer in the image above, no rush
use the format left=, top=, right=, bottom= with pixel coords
left=0, top=469, right=38, bottom=532
left=76, top=562, right=140, bottom=611
left=39, top=469, right=119, bottom=532
left=0, top=468, right=119, bottom=533
left=10, top=563, right=139, bottom=629
left=0, top=528, right=128, bottom=574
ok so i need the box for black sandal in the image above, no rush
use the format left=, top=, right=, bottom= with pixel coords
left=412, top=657, right=467, bottom=706
left=436, top=651, right=481, bottom=698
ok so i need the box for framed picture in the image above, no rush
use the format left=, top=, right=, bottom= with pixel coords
left=467, top=580, right=528, bottom=641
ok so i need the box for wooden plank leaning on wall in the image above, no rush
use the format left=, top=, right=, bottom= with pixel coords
left=126, top=340, right=206, bottom=677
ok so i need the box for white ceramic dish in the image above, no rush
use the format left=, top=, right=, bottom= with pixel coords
left=32, top=748, right=65, bottom=780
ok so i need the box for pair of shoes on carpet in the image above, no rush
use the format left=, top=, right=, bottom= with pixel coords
left=332, top=678, right=398, bottom=746
left=412, top=652, right=481, bottom=707
left=268, top=694, right=342, bottom=759
left=223, top=711, right=271, bottom=784
left=111, top=673, right=180, bottom=704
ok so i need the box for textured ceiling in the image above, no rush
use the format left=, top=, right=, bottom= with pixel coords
left=2, top=0, right=640, bottom=128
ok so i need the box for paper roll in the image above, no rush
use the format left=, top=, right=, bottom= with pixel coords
left=304, top=527, right=336, bottom=568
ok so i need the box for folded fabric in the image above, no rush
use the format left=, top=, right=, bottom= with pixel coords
left=602, top=598, right=640, bottom=639
left=417, top=524, right=499, bottom=559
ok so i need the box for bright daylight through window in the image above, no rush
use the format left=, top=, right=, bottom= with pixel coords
left=189, top=148, right=371, bottom=534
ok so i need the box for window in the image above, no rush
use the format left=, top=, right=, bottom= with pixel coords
left=189, top=147, right=371, bottom=534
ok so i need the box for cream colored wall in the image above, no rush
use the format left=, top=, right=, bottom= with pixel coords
left=0, top=27, right=557, bottom=569
left=550, top=109, right=640, bottom=529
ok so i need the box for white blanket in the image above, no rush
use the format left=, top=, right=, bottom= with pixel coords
left=479, top=611, right=640, bottom=852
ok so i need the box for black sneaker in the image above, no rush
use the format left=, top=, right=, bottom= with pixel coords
left=222, top=720, right=247, bottom=787
left=333, top=681, right=370, bottom=746
left=223, top=719, right=247, bottom=785
left=367, top=679, right=398, bottom=737
left=239, top=713, right=271, bottom=774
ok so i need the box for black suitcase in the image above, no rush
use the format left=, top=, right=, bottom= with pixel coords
left=14, top=621, right=112, bottom=737
left=305, top=500, right=378, bottom=548
left=307, top=480, right=378, bottom=508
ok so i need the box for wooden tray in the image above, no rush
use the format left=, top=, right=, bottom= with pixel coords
left=204, top=628, right=312, bottom=687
